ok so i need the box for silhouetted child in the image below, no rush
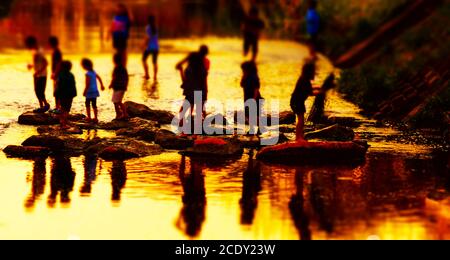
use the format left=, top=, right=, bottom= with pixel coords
left=49, top=36, right=63, bottom=113
left=110, top=54, right=129, bottom=120
left=291, top=62, right=321, bottom=142
left=111, top=4, right=131, bottom=65
left=176, top=45, right=210, bottom=129
left=143, top=15, right=160, bottom=81
left=25, top=36, right=50, bottom=113
left=81, top=58, right=105, bottom=123
left=241, top=61, right=263, bottom=134
left=242, top=7, right=265, bottom=61
left=306, top=0, right=320, bottom=52
left=55, top=61, right=77, bottom=129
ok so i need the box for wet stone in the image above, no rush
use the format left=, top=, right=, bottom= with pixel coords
left=125, top=101, right=175, bottom=125
left=3, top=145, right=51, bottom=159
left=154, top=130, right=195, bottom=150
left=183, top=137, right=243, bottom=157
left=84, top=137, right=164, bottom=160
left=305, top=124, right=355, bottom=141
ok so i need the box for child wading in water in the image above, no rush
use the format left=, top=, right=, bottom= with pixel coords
left=242, top=6, right=265, bottom=61
left=143, top=15, right=159, bottom=81
left=55, top=61, right=77, bottom=129
left=82, top=59, right=105, bottom=123
left=49, top=36, right=63, bottom=113
left=176, top=45, right=210, bottom=133
left=110, top=54, right=129, bottom=120
left=25, top=36, right=50, bottom=113
left=241, top=61, right=263, bottom=135
left=290, top=62, right=321, bottom=142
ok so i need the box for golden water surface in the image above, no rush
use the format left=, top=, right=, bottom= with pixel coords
left=0, top=0, right=449, bottom=240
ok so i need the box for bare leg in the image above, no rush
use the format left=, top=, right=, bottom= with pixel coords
left=86, top=104, right=92, bottom=120
left=296, top=113, right=306, bottom=142
left=60, top=112, right=69, bottom=129
left=252, top=40, right=259, bottom=62
left=119, top=103, right=128, bottom=118
left=143, top=60, right=150, bottom=80
left=93, top=107, right=99, bottom=123
left=114, top=103, right=122, bottom=119
left=153, top=63, right=158, bottom=82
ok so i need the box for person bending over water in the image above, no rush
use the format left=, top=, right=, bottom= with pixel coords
left=291, top=62, right=321, bottom=142
left=110, top=54, right=129, bottom=120
left=242, top=6, right=265, bottom=61
left=81, top=58, right=105, bottom=124
left=143, top=15, right=160, bottom=81
left=55, top=61, right=77, bottom=129
left=176, top=45, right=210, bottom=132
left=25, top=36, right=50, bottom=113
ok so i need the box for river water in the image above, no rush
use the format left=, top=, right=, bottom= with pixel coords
left=0, top=38, right=448, bottom=240
left=0, top=1, right=449, bottom=240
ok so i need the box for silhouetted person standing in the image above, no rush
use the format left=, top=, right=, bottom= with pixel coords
left=242, top=7, right=265, bottom=61
left=111, top=4, right=131, bottom=65
left=143, top=15, right=160, bottom=82
left=241, top=61, right=263, bottom=134
left=48, top=36, right=63, bottom=113
left=25, top=36, right=50, bottom=113
left=306, top=0, right=320, bottom=53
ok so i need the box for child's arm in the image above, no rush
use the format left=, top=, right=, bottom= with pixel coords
left=84, top=75, right=90, bottom=96
left=176, top=56, right=189, bottom=82
left=109, top=70, right=116, bottom=89
left=96, top=74, right=106, bottom=91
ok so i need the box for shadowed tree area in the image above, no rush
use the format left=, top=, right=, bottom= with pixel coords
left=0, top=0, right=14, bottom=18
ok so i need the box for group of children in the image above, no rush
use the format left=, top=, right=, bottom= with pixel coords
left=26, top=36, right=129, bottom=129
left=25, top=3, right=324, bottom=142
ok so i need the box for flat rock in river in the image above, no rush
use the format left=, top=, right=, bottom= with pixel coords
left=84, top=137, right=163, bottom=160
left=18, top=112, right=59, bottom=125
left=257, top=141, right=369, bottom=165
left=154, top=130, right=194, bottom=150
left=125, top=101, right=175, bottom=125
left=305, top=124, right=355, bottom=141
left=183, top=137, right=243, bottom=157
left=3, top=145, right=51, bottom=159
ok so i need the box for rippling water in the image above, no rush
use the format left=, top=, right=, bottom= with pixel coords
left=0, top=38, right=448, bottom=240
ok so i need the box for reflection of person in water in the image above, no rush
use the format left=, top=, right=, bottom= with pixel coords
left=24, top=158, right=47, bottom=210
left=48, top=156, right=76, bottom=207
left=111, top=160, right=127, bottom=202
left=176, top=156, right=206, bottom=238
left=240, top=150, right=262, bottom=225
left=80, top=155, right=98, bottom=195
left=142, top=80, right=159, bottom=100
left=309, top=171, right=337, bottom=233
left=289, top=169, right=311, bottom=240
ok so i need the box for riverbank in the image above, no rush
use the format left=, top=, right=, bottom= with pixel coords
left=335, top=2, right=450, bottom=149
